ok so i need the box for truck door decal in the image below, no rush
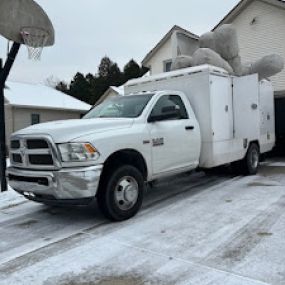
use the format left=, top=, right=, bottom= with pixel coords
left=152, top=138, right=164, bottom=147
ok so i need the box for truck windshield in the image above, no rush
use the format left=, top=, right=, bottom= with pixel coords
left=83, top=94, right=154, bottom=119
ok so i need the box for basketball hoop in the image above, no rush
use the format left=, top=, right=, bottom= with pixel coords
left=20, top=27, right=50, bottom=60
left=0, top=0, right=55, bottom=192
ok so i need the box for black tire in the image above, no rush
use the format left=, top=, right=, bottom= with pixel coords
left=97, top=165, right=145, bottom=221
left=242, top=143, right=260, bottom=175
left=231, top=143, right=260, bottom=175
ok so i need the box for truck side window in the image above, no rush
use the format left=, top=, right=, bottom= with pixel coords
left=169, top=95, right=188, bottom=119
left=150, top=95, right=189, bottom=120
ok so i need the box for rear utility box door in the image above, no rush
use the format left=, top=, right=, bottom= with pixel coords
left=233, top=74, right=260, bottom=141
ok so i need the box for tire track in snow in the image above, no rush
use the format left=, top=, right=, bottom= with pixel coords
left=0, top=174, right=230, bottom=274
left=204, top=192, right=285, bottom=269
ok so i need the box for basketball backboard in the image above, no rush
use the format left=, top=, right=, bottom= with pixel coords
left=0, top=0, right=54, bottom=47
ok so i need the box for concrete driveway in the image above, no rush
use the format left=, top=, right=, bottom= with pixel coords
left=0, top=160, right=285, bottom=285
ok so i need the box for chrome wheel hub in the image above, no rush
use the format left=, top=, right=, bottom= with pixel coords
left=114, top=176, right=139, bottom=211
left=251, top=149, right=259, bottom=169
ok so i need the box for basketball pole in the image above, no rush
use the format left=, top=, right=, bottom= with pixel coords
left=0, top=42, right=21, bottom=192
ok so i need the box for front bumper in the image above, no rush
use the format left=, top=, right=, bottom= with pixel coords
left=7, top=165, right=103, bottom=205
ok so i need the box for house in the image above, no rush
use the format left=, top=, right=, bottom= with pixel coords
left=142, top=25, right=199, bottom=75
left=142, top=0, right=285, bottom=97
left=96, top=86, right=124, bottom=105
left=4, top=81, right=91, bottom=145
left=141, top=0, right=285, bottom=146
left=213, top=0, right=285, bottom=146
left=213, top=0, right=285, bottom=98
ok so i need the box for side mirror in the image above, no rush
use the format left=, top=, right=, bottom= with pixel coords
left=148, top=106, right=180, bottom=123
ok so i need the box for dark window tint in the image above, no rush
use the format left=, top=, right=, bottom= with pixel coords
left=169, top=95, right=188, bottom=119
left=83, top=94, right=154, bottom=119
left=150, top=95, right=188, bottom=121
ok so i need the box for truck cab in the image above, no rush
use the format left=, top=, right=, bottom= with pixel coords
left=7, top=90, right=201, bottom=221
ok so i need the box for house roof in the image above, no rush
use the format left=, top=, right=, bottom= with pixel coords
left=213, top=0, right=285, bottom=30
left=142, top=25, right=199, bottom=66
left=110, top=86, right=124, bottom=95
left=4, top=81, right=91, bottom=112
left=95, top=85, right=124, bottom=106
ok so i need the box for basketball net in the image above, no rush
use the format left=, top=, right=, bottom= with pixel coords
left=20, top=27, right=49, bottom=60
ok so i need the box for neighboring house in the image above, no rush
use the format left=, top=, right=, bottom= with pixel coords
left=141, top=0, right=285, bottom=144
left=4, top=81, right=91, bottom=146
left=96, top=86, right=124, bottom=105
left=142, top=0, right=285, bottom=97
left=213, top=0, right=285, bottom=145
left=142, top=25, right=199, bottom=75
left=213, top=0, right=285, bottom=97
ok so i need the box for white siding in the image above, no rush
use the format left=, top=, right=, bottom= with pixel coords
left=147, top=38, right=173, bottom=75
left=5, top=106, right=86, bottom=146
left=172, top=32, right=199, bottom=59
left=146, top=35, right=199, bottom=75
left=13, top=108, right=84, bottom=132
left=229, top=0, right=285, bottom=92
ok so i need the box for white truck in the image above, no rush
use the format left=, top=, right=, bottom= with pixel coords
left=7, top=65, right=275, bottom=221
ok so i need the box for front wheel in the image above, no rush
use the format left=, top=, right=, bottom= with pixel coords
left=97, top=165, right=145, bottom=221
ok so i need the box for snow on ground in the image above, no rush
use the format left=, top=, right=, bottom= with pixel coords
left=1, top=161, right=285, bottom=284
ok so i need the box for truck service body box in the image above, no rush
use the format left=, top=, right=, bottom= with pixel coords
left=125, top=65, right=275, bottom=168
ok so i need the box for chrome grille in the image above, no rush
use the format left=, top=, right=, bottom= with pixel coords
left=10, top=136, right=61, bottom=170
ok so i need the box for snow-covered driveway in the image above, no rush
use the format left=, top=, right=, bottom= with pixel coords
left=0, top=161, right=285, bottom=285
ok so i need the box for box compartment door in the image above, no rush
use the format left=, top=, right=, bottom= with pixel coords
left=233, top=74, right=260, bottom=141
left=210, top=75, right=233, bottom=142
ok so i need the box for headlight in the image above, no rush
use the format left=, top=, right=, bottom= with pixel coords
left=58, top=143, right=100, bottom=162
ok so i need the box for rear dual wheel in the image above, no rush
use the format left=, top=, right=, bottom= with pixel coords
left=231, top=143, right=260, bottom=175
left=244, top=143, right=260, bottom=175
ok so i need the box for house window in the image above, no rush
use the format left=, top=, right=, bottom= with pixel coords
left=163, top=60, right=172, bottom=72
left=31, top=114, right=40, bottom=125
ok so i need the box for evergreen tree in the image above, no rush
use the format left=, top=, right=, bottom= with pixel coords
left=55, top=56, right=149, bottom=105
left=108, top=63, right=123, bottom=86
left=123, top=59, right=142, bottom=81
left=98, top=56, right=113, bottom=78
left=69, top=72, right=92, bottom=103
left=56, top=81, right=69, bottom=94
left=140, top=66, right=149, bottom=77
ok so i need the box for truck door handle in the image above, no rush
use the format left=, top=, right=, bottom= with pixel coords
left=185, top=126, right=194, bottom=130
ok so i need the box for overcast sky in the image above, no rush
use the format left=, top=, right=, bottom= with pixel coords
left=0, top=0, right=240, bottom=84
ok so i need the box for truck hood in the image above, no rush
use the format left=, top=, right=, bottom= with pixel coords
left=14, top=118, right=134, bottom=143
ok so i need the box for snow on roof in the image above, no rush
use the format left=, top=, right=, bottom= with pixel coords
left=110, top=86, right=124, bottom=95
left=4, top=81, right=91, bottom=112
